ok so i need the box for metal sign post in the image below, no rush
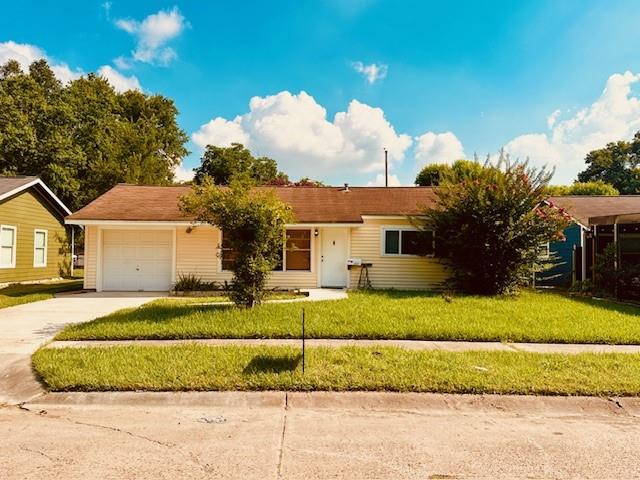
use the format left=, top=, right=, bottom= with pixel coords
left=301, top=308, right=305, bottom=374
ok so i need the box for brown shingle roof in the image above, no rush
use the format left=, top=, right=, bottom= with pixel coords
left=0, top=176, right=39, bottom=197
left=67, top=184, right=439, bottom=223
left=549, top=196, right=640, bottom=226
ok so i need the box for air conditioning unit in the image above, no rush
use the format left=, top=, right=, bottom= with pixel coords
left=347, top=258, right=362, bottom=266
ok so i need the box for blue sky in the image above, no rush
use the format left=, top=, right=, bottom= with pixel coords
left=1, top=0, right=640, bottom=185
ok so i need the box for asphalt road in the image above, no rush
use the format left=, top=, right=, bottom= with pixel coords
left=2, top=391, right=640, bottom=479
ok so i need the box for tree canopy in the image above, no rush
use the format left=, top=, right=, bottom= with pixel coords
left=422, top=156, right=570, bottom=295
left=545, top=181, right=619, bottom=196
left=577, top=132, right=640, bottom=194
left=415, top=159, right=485, bottom=186
left=0, top=59, right=189, bottom=210
left=193, top=143, right=287, bottom=185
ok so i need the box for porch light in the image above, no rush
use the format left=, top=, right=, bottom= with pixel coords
left=314, top=228, right=319, bottom=237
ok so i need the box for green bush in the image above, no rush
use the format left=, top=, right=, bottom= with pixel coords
left=173, top=273, right=218, bottom=292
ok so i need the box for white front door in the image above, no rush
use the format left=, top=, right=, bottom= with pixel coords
left=320, top=228, right=348, bottom=288
left=102, top=230, right=173, bottom=291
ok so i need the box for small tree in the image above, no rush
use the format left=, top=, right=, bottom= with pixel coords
left=422, top=156, right=570, bottom=295
left=181, top=176, right=293, bottom=307
left=415, top=159, right=485, bottom=186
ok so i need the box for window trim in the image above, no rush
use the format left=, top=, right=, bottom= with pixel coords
left=219, top=228, right=313, bottom=273
left=381, top=226, right=435, bottom=258
left=33, top=229, right=48, bottom=268
left=0, top=225, right=17, bottom=269
left=538, top=241, right=550, bottom=260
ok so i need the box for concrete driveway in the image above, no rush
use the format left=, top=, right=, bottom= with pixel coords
left=0, top=292, right=164, bottom=405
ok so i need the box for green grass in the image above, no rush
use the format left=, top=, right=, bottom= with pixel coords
left=0, top=279, right=84, bottom=309
left=56, top=290, right=640, bottom=345
left=32, top=344, right=640, bottom=396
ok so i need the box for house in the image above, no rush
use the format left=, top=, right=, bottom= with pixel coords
left=536, top=196, right=640, bottom=286
left=65, top=184, right=448, bottom=292
left=0, top=176, right=72, bottom=285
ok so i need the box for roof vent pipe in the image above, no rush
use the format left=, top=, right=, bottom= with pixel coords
left=343, top=183, right=350, bottom=192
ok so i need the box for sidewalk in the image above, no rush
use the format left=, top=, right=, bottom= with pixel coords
left=46, top=338, right=640, bottom=354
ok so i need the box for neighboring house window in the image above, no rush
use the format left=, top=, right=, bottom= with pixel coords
left=383, top=228, right=434, bottom=256
left=34, top=229, right=48, bottom=267
left=538, top=242, right=550, bottom=260
left=285, top=230, right=311, bottom=271
left=220, top=229, right=312, bottom=272
left=0, top=225, right=17, bottom=268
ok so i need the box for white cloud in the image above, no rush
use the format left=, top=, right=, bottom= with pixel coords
left=0, top=41, right=82, bottom=84
left=503, top=71, right=640, bottom=182
left=192, top=91, right=412, bottom=180
left=547, top=109, right=561, bottom=129
left=414, top=131, right=466, bottom=166
left=367, top=173, right=402, bottom=186
left=173, top=163, right=194, bottom=182
left=97, top=65, right=141, bottom=92
left=115, top=7, right=188, bottom=65
left=351, top=61, right=388, bottom=84
left=113, top=55, right=132, bottom=70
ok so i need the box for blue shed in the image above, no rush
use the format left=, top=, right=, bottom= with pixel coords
left=536, top=223, right=582, bottom=287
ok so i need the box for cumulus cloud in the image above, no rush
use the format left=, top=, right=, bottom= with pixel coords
left=192, top=91, right=412, bottom=180
left=173, top=163, right=194, bottom=182
left=414, top=131, right=466, bottom=166
left=367, top=173, right=402, bottom=186
left=351, top=61, right=388, bottom=84
left=97, top=65, right=141, bottom=92
left=503, top=71, right=640, bottom=182
left=0, top=41, right=82, bottom=84
left=115, top=7, right=188, bottom=65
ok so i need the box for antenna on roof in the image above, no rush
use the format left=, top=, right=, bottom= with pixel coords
left=384, top=148, right=388, bottom=187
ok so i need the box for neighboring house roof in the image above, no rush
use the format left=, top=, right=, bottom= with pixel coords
left=66, top=184, right=439, bottom=223
left=549, top=196, right=640, bottom=227
left=0, top=176, right=71, bottom=216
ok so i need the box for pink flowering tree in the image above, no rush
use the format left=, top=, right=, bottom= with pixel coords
left=421, top=155, right=571, bottom=295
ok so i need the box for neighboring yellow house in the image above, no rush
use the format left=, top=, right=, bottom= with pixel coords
left=0, top=176, right=72, bottom=285
left=67, top=184, right=449, bottom=292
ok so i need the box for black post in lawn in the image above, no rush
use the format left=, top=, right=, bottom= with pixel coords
left=301, top=308, right=306, bottom=374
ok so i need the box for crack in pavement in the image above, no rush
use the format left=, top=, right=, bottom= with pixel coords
left=19, top=445, right=57, bottom=462
left=276, top=392, right=289, bottom=479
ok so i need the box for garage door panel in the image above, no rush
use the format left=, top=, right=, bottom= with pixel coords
left=102, top=230, right=173, bottom=291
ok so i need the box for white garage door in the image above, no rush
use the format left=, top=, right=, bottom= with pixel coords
left=102, top=230, right=173, bottom=291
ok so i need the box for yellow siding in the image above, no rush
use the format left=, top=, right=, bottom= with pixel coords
left=175, top=225, right=319, bottom=289
left=0, top=190, right=69, bottom=283
left=348, top=218, right=449, bottom=290
left=84, top=225, right=97, bottom=289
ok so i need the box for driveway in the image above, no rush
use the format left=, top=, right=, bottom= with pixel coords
left=0, top=292, right=164, bottom=405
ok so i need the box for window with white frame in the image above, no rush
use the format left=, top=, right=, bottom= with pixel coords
left=33, top=229, right=48, bottom=267
left=383, top=228, right=434, bottom=256
left=0, top=225, right=17, bottom=268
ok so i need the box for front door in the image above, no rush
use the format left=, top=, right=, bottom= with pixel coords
left=321, top=228, right=348, bottom=287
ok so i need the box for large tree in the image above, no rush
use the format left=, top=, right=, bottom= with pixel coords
left=0, top=59, right=189, bottom=210
left=545, top=180, right=619, bottom=196
left=415, top=159, right=484, bottom=186
left=577, top=132, right=640, bottom=194
left=194, top=143, right=288, bottom=185
left=422, top=156, right=570, bottom=295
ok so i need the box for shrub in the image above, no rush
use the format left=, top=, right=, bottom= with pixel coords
left=421, top=155, right=570, bottom=295
left=180, top=175, right=293, bottom=307
left=173, top=273, right=218, bottom=292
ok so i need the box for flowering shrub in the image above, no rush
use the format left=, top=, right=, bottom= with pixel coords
left=422, top=156, right=570, bottom=295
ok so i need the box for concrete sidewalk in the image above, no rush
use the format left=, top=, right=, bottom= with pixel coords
left=0, top=292, right=163, bottom=405
left=47, top=337, right=640, bottom=354
left=3, top=391, right=640, bottom=479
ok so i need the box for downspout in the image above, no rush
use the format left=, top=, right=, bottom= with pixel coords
left=71, top=226, right=75, bottom=277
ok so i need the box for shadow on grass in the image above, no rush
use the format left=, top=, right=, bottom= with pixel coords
left=355, top=289, right=440, bottom=300
left=561, top=292, right=640, bottom=317
left=243, top=354, right=301, bottom=374
left=0, top=279, right=83, bottom=298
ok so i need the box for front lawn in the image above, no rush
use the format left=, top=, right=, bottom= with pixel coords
left=0, top=279, right=84, bottom=309
left=32, top=344, right=640, bottom=396
left=56, top=290, right=640, bottom=345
